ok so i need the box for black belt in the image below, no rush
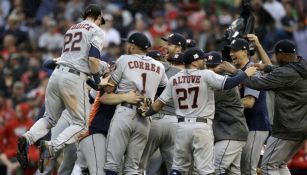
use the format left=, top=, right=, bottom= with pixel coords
left=121, top=102, right=137, bottom=109
left=57, top=65, right=81, bottom=76
left=178, top=117, right=207, bottom=123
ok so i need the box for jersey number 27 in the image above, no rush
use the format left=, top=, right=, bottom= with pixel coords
left=176, top=87, right=199, bottom=109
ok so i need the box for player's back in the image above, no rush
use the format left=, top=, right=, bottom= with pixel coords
left=111, top=54, right=167, bottom=99
left=170, top=69, right=225, bottom=119
left=59, top=20, right=105, bottom=74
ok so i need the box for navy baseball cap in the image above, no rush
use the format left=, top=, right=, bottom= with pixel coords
left=186, top=39, right=196, bottom=48
left=169, top=53, right=184, bottom=64
left=273, top=40, right=296, bottom=54
left=161, top=33, right=187, bottom=50
left=230, top=38, right=249, bottom=51
left=147, top=50, right=162, bottom=60
left=183, top=47, right=206, bottom=65
left=126, top=32, right=151, bottom=50
left=205, top=51, right=223, bottom=65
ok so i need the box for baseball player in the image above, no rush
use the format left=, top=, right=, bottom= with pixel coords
left=140, top=47, right=257, bottom=174
left=16, top=4, right=110, bottom=172
left=205, top=51, right=249, bottom=175
left=229, top=38, right=271, bottom=175
left=78, top=61, right=145, bottom=175
left=242, top=40, right=307, bottom=175
left=33, top=57, right=77, bottom=175
left=161, top=33, right=187, bottom=69
left=103, top=32, right=168, bottom=175
left=139, top=33, right=187, bottom=175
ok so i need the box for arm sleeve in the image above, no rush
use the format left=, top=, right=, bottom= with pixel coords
left=90, top=30, right=105, bottom=58
left=223, top=70, right=248, bottom=90
left=43, top=59, right=57, bottom=70
left=158, top=79, right=173, bottom=104
left=243, top=67, right=292, bottom=91
left=110, top=56, right=125, bottom=84
left=204, top=70, right=227, bottom=90
left=244, top=87, right=260, bottom=99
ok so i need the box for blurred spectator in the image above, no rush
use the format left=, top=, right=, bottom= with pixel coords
left=173, top=15, right=193, bottom=39
left=263, top=0, right=286, bottom=29
left=102, top=14, right=121, bottom=46
left=288, top=142, right=307, bottom=175
left=0, top=103, right=39, bottom=175
left=293, top=17, right=307, bottom=61
left=0, top=0, right=11, bottom=26
left=101, top=42, right=122, bottom=65
left=149, top=11, right=171, bottom=49
left=11, top=81, right=26, bottom=108
left=0, top=34, right=17, bottom=60
left=281, top=2, right=297, bottom=40
left=38, top=19, right=64, bottom=50
left=0, top=14, right=29, bottom=47
left=0, top=91, right=15, bottom=121
left=128, top=18, right=153, bottom=45
left=64, top=0, right=84, bottom=22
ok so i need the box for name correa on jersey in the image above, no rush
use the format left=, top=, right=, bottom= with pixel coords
left=173, top=75, right=201, bottom=86
left=128, top=61, right=161, bottom=74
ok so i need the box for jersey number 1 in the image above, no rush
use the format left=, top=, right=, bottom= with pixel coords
left=63, top=32, right=82, bottom=52
left=176, top=87, right=199, bottom=109
left=141, top=73, right=147, bottom=94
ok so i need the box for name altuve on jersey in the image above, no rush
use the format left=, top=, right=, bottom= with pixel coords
left=173, top=75, right=201, bottom=86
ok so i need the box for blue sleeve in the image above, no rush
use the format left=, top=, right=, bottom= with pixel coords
left=43, top=59, right=57, bottom=70
left=89, top=44, right=101, bottom=59
left=224, top=70, right=247, bottom=90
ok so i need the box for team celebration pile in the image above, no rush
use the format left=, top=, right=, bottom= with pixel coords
left=0, top=0, right=307, bottom=175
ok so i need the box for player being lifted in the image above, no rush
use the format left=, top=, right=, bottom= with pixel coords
left=139, top=47, right=257, bottom=174
left=16, top=4, right=112, bottom=172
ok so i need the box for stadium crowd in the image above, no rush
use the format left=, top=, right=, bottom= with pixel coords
left=0, top=0, right=306, bottom=175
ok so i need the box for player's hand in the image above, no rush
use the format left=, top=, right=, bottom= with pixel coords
left=123, top=91, right=144, bottom=105
left=252, top=63, right=265, bottom=71
left=52, top=57, right=61, bottom=64
left=220, top=61, right=237, bottom=74
left=100, top=75, right=114, bottom=87
left=244, top=66, right=257, bottom=77
left=137, top=98, right=152, bottom=117
left=247, top=34, right=260, bottom=46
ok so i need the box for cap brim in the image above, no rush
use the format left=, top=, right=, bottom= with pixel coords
left=267, top=49, right=275, bottom=55
left=161, top=37, right=168, bottom=42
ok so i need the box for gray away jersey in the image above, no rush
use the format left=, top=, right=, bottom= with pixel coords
left=159, top=69, right=226, bottom=119
left=111, top=54, right=168, bottom=99
left=59, top=20, right=105, bottom=74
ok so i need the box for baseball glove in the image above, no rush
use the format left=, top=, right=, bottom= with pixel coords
left=137, top=97, right=152, bottom=117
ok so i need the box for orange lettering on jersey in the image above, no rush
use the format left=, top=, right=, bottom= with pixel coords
left=134, top=61, right=139, bottom=68
left=145, top=63, right=150, bottom=70
left=127, top=61, right=161, bottom=74
left=71, top=24, right=94, bottom=31
left=156, top=66, right=160, bottom=74
left=173, top=78, right=178, bottom=86
left=139, top=62, right=144, bottom=69
left=191, top=76, right=196, bottom=83
left=128, top=61, right=134, bottom=69
left=151, top=64, right=156, bottom=72
left=196, top=76, right=201, bottom=83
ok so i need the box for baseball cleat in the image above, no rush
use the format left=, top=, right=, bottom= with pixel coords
left=38, top=141, right=52, bottom=173
left=16, top=136, right=29, bottom=168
